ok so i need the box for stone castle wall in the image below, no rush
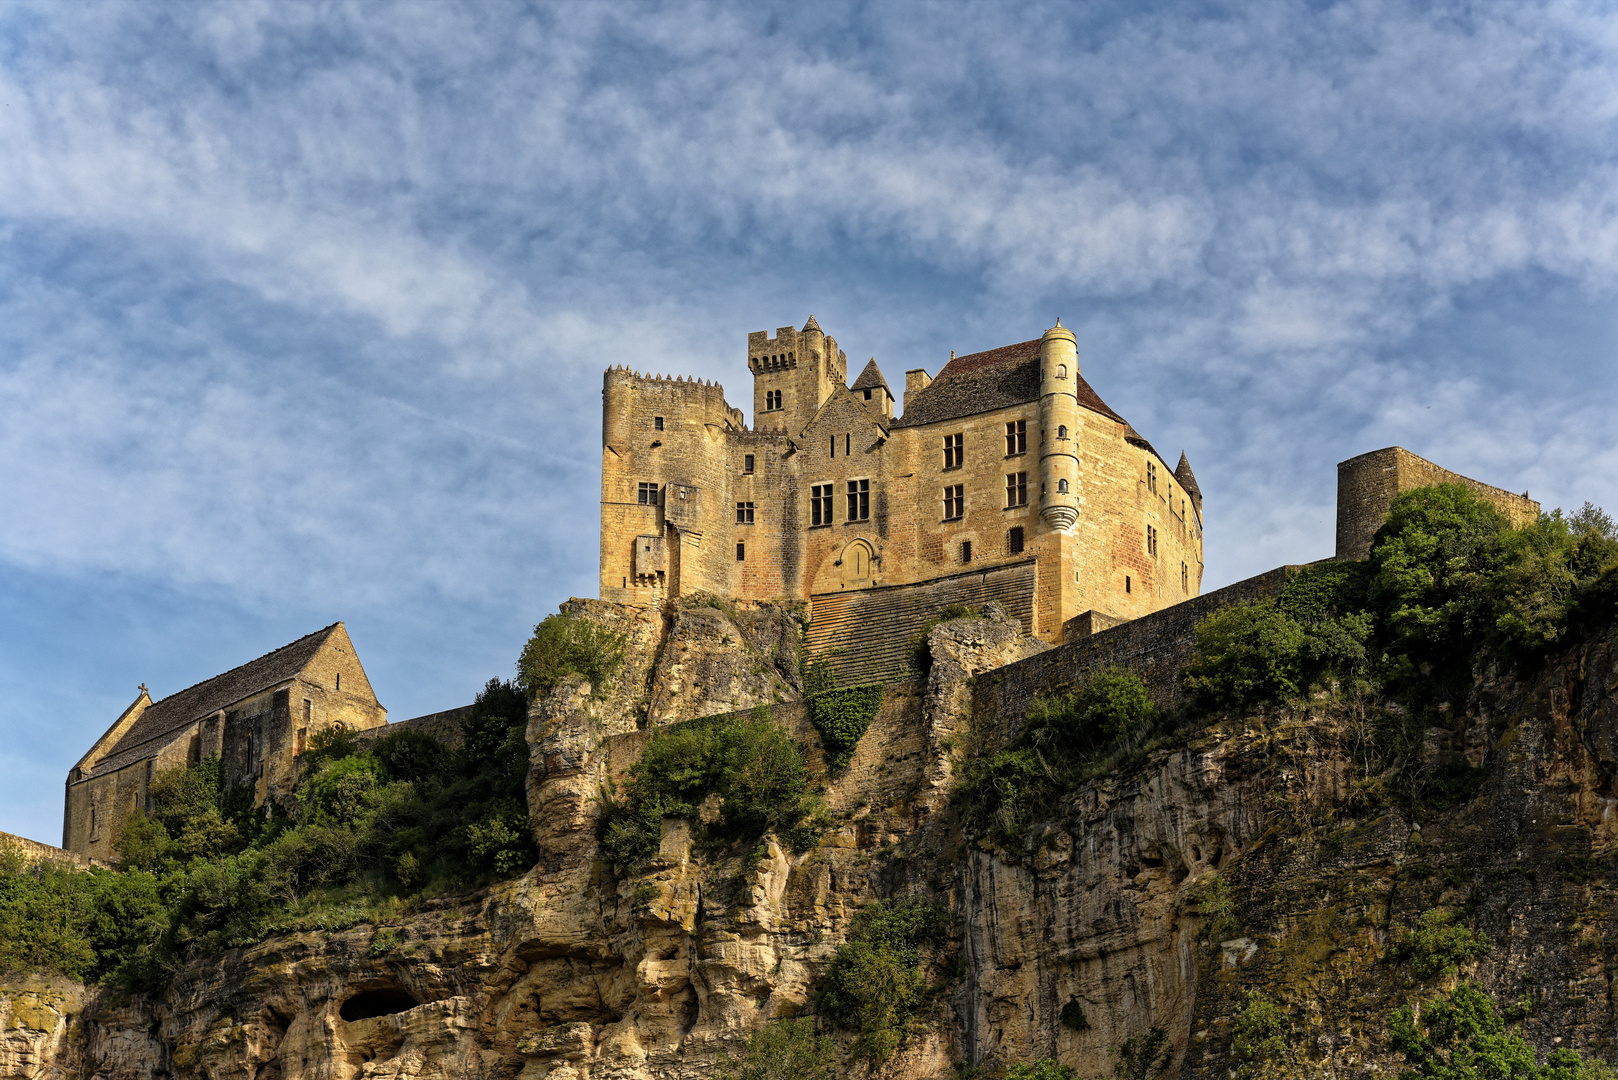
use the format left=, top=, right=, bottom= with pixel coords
left=1336, top=446, right=1540, bottom=560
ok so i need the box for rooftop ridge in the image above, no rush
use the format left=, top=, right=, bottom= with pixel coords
left=148, top=622, right=341, bottom=707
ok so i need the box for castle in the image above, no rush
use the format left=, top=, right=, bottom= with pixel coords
left=599, top=318, right=1206, bottom=667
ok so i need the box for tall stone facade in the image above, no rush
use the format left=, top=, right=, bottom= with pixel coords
left=599, top=318, right=1205, bottom=645
left=62, top=623, right=386, bottom=860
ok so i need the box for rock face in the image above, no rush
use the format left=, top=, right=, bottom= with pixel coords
left=8, top=608, right=1618, bottom=1079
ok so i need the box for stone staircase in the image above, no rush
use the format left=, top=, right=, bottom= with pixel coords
left=806, top=561, right=1037, bottom=687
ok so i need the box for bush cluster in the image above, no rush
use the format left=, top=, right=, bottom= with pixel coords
left=713, top=1017, right=837, bottom=1080
left=956, top=666, right=1157, bottom=840
left=597, top=707, right=822, bottom=876
left=518, top=612, right=628, bottom=698
left=1185, top=488, right=1618, bottom=715
left=1392, top=984, right=1616, bottom=1079
left=817, top=900, right=951, bottom=1066
left=1387, top=909, right=1492, bottom=979
left=0, top=679, right=537, bottom=986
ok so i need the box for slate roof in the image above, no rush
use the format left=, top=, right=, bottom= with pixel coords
left=892, top=339, right=1128, bottom=429
left=1175, top=452, right=1202, bottom=499
left=850, top=358, right=891, bottom=394
left=88, top=624, right=340, bottom=777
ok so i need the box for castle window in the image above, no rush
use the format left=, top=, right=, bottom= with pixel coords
left=1056, top=364, right=1067, bottom=379
left=811, top=484, right=833, bottom=526
left=1147, top=525, right=1157, bottom=557
left=638, top=482, right=657, bottom=505
left=1005, top=420, right=1026, bottom=456
left=961, top=540, right=973, bottom=564
left=303, top=699, right=312, bottom=725
left=736, top=501, right=754, bottom=524
left=654, top=416, right=664, bottom=431
left=766, top=390, right=782, bottom=410
left=943, top=484, right=964, bottom=520
left=743, top=454, right=755, bottom=474
left=1057, top=425, right=1067, bottom=439
left=1147, top=461, right=1158, bottom=494
left=1008, top=526, right=1024, bottom=554
left=1182, top=562, right=1189, bottom=592
left=942, top=433, right=963, bottom=470
left=336, top=673, right=341, bottom=692
left=845, top=433, right=851, bottom=456
left=1006, top=472, right=1027, bottom=507
left=296, top=727, right=307, bottom=754
left=863, top=388, right=872, bottom=400
left=1125, top=575, right=1132, bottom=593
left=830, top=434, right=836, bottom=458
left=846, top=478, right=869, bottom=521
left=1057, top=478, right=1069, bottom=493
left=736, top=542, right=746, bottom=561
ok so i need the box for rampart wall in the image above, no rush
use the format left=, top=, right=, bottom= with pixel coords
left=355, top=705, right=472, bottom=750
left=1336, top=446, right=1540, bottom=561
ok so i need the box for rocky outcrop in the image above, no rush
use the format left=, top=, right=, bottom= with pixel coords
left=9, top=609, right=1618, bottom=1079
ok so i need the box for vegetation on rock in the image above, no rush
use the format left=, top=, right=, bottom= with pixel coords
left=806, top=684, right=883, bottom=772
left=519, top=610, right=628, bottom=698
left=598, top=706, right=822, bottom=876
left=817, top=899, right=952, bottom=1066
left=713, top=1018, right=837, bottom=1080
left=1391, top=984, right=1616, bottom=1079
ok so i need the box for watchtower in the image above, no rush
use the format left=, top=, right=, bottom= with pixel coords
left=749, top=316, right=847, bottom=433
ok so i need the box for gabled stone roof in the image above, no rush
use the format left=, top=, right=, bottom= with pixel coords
left=88, top=624, right=341, bottom=777
left=850, top=358, right=890, bottom=395
left=892, top=339, right=1128, bottom=429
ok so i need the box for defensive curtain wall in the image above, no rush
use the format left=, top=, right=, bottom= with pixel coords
left=1336, top=446, right=1539, bottom=561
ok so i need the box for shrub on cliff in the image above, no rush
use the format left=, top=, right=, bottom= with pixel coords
left=957, top=667, right=1157, bottom=840
left=817, top=900, right=952, bottom=1066
left=518, top=612, right=627, bottom=698
left=1390, top=983, right=1615, bottom=1079
left=598, top=707, right=820, bottom=875
left=1387, top=909, right=1491, bottom=979
left=714, top=1018, right=838, bottom=1080
left=0, top=850, right=165, bottom=983
left=807, top=684, right=883, bottom=772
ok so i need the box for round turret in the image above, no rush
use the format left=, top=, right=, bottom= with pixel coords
left=1038, top=321, right=1080, bottom=532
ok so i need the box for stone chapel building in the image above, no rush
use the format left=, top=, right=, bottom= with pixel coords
left=63, top=623, right=385, bottom=860
left=600, top=318, right=1205, bottom=683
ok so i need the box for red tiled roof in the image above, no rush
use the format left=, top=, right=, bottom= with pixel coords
left=895, top=339, right=1129, bottom=428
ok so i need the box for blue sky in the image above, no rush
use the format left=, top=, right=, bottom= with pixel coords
left=1, top=1, right=1615, bottom=844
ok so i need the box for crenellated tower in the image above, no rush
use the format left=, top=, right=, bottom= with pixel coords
left=749, top=316, right=846, bottom=434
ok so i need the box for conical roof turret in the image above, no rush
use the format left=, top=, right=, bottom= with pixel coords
left=851, top=357, right=890, bottom=394
left=1175, top=451, right=1202, bottom=506
left=802, top=315, right=822, bottom=334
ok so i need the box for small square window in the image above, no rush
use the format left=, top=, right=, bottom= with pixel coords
left=743, top=454, right=755, bottom=474
left=654, top=416, right=664, bottom=431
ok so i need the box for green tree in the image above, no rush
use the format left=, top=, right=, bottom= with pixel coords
left=1007, top=1061, right=1076, bottom=1080
left=818, top=900, right=951, bottom=1066
left=1112, top=1026, right=1171, bottom=1080
left=518, top=612, right=627, bottom=698
left=1390, top=983, right=1615, bottom=1079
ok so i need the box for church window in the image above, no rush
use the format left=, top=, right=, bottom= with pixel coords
left=847, top=478, right=869, bottom=521
left=1006, top=472, right=1027, bottom=507
left=942, top=433, right=963, bottom=470
left=1057, top=425, right=1067, bottom=439
left=1147, top=461, right=1158, bottom=494
left=743, top=454, right=755, bottom=474
left=1182, top=562, right=1189, bottom=592
left=1006, top=420, right=1026, bottom=455
left=637, top=482, right=658, bottom=505
left=736, top=501, right=755, bottom=524
left=1008, top=526, right=1025, bottom=554
left=654, top=416, right=664, bottom=430
left=736, top=542, right=746, bottom=561
left=943, top=484, right=964, bottom=520
left=811, top=484, right=833, bottom=526
left=1147, top=525, right=1157, bottom=557
left=1057, top=478, right=1069, bottom=493
left=961, top=540, right=973, bottom=564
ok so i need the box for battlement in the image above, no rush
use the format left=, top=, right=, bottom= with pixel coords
left=604, top=365, right=727, bottom=392
left=748, top=326, right=805, bottom=373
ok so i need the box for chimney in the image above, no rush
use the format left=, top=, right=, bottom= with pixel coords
left=904, top=369, right=932, bottom=413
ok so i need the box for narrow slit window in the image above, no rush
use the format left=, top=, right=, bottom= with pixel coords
left=1182, top=562, right=1189, bottom=593
left=1125, top=575, right=1132, bottom=593
left=1146, top=525, right=1157, bottom=557
left=736, top=542, right=746, bottom=561
left=845, top=433, right=851, bottom=456
left=743, top=454, right=755, bottom=474
left=961, top=540, right=973, bottom=564
left=829, top=434, right=836, bottom=458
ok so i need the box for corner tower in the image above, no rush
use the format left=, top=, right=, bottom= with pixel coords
left=1038, top=321, right=1080, bottom=532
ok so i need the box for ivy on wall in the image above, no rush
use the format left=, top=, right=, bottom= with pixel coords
left=807, top=685, right=883, bottom=772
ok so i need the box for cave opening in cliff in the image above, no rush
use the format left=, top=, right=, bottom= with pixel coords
left=339, top=987, right=421, bottom=1021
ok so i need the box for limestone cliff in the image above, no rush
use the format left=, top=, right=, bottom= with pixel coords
left=7, top=604, right=1618, bottom=1079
